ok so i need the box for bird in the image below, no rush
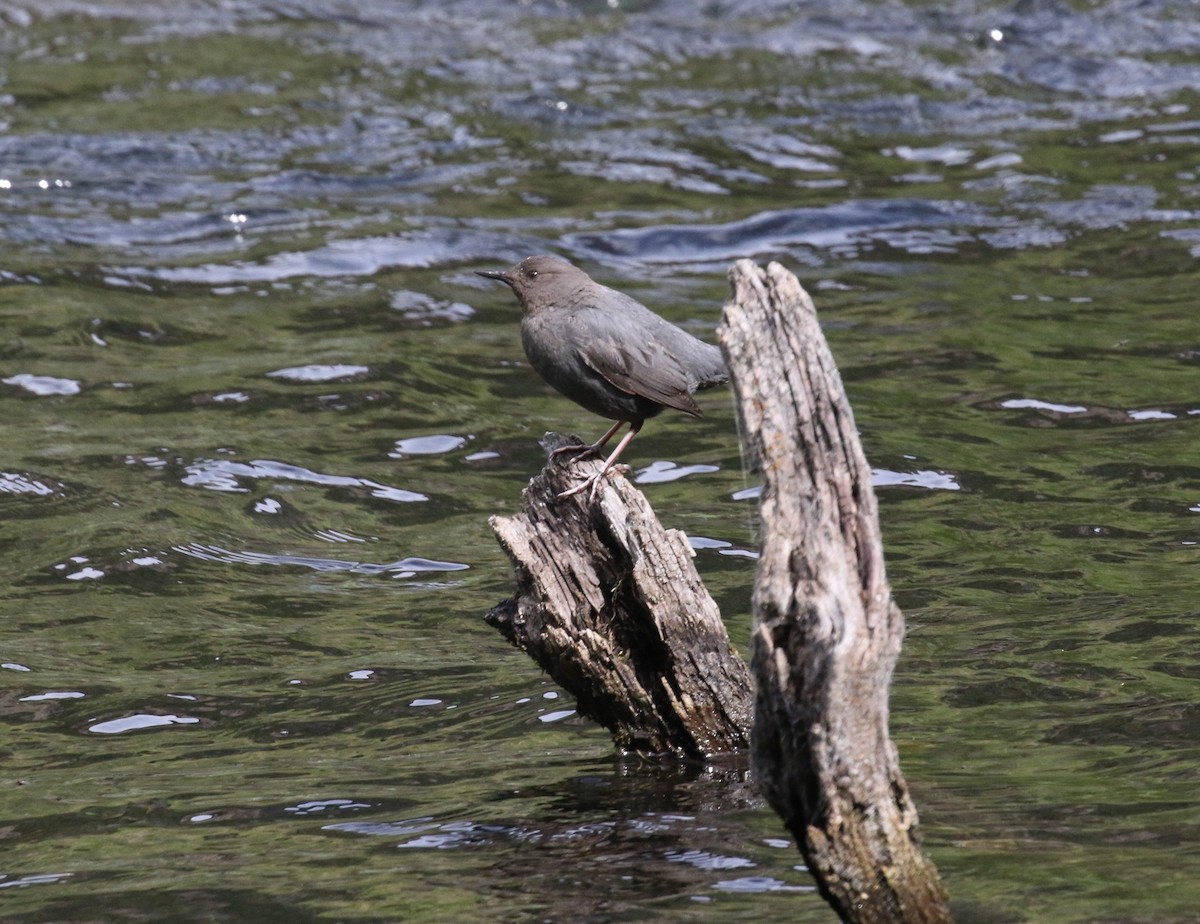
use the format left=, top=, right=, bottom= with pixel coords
left=476, top=254, right=727, bottom=501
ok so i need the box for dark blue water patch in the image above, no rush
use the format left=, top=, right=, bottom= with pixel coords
left=0, top=205, right=326, bottom=264
left=0, top=131, right=218, bottom=178
left=990, top=2, right=1200, bottom=101
left=92, top=207, right=326, bottom=250
left=249, top=167, right=443, bottom=201
left=116, top=227, right=529, bottom=287
left=1033, top=184, right=1163, bottom=232
left=727, top=130, right=841, bottom=175
left=563, top=198, right=990, bottom=266
left=485, top=91, right=627, bottom=132
left=557, top=153, right=732, bottom=197
left=0, top=131, right=440, bottom=258
left=549, top=127, right=764, bottom=196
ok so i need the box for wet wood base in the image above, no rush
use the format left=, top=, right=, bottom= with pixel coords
left=486, top=433, right=753, bottom=759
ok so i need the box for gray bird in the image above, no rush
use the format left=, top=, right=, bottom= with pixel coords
left=477, top=254, right=727, bottom=500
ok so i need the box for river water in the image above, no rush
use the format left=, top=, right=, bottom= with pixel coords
left=1, top=1, right=1197, bottom=921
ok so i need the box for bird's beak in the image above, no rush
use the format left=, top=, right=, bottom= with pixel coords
left=475, top=269, right=512, bottom=286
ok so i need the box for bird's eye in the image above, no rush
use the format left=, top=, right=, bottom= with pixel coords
left=528, top=270, right=538, bottom=279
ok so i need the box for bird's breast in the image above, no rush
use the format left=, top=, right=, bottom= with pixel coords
left=520, top=314, right=650, bottom=422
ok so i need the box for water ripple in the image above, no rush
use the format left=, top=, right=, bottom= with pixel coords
left=119, top=229, right=517, bottom=287
left=180, top=458, right=427, bottom=503
left=0, top=472, right=67, bottom=497
left=266, top=364, right=370, bottom=383
left=88, top=713, right=201, bottom=735
left=173, top=544, right=468, bottom=578
left=565, top=199, right=987, bottom=265
left=3, top=373, right=82, bottom=396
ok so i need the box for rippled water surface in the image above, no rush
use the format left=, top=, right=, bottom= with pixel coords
left=2, top=1, right=1198, bottom=921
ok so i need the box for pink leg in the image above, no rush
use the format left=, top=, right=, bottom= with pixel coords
left=550, top=420, right=625, bottom=461
left=558, top=420, right=643, bottom=501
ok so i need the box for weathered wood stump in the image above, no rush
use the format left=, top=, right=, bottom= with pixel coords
left=719, top=261, right=952, bottom=923
left=486, top=433, right=753, bottom=758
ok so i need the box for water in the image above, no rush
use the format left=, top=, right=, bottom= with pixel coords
left=2, top=1, right=1198, bottom=921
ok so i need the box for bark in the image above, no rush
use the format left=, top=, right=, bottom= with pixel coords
left=718, top=260, right=953, bottom=924
left=486, top=433, right=753, bottom=758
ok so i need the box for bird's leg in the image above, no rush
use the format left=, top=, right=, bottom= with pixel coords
left=549, top=419, right=625, bottom=463
left=557, top=420, right=643, bottom=501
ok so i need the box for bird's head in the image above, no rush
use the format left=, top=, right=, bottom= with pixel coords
left=476, top=254, right=587, bottom=312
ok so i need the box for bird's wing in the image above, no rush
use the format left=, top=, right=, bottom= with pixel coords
left=580, top=335, right=702, bottom=417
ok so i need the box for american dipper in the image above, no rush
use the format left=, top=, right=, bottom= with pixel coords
left=476, top=254, right=727, bottom=500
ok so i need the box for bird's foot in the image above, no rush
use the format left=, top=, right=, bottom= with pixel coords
left=556, top=470, right=603, bottom=501
left=549, top=441, right=599, bottom=464
left=553, top=422, right=637, bottom=503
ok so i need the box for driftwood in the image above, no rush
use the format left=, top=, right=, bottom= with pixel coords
left=718, top=261, right=952, bottom=923
left=486, top=433, right=753, bottom=758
